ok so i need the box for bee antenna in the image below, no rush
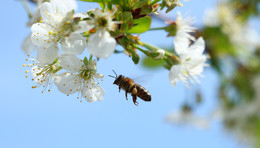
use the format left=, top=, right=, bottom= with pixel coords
left=108, top=75, right=116, bottom=79
left=112, top=70, right=118, bottom=78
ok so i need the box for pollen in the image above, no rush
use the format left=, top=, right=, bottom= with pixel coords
left=26, top=59, right=28, bottom=61
left=25, top=75, right=28, bottom=78
left=22, top=64, right=26, bottom=67
left=90, top=97, right=92, bottom=99
left=25, top=70, right=28, bottom=73
left=48, top=89, right=50, bottom=92
left=32, top=86, right=37, bottom=88
left=67, top=94, right=69, bottom=96
left=63, top=84, right=66, bottom=86
left=70, top=89, right=72, bottom=91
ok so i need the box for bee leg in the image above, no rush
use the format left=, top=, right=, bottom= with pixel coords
left=132, top=94, right=138, bottom=106
left=118, top=85, right=122, bottom=92
left=125, top=91, right=128, bottom=100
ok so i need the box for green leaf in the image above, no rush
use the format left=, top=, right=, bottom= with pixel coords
left=126, top=16, right=152, bottom=33
left=142, top=56, right=165, bottom=68
left=121, top=11, right=134, bottom=31
left=83, top=57, right=89, bottom=66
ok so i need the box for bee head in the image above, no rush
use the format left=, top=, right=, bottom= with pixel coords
left=113, top=75, right=124, bottom=85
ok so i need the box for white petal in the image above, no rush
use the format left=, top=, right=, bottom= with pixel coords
left=37, top=44, right=59, bottom=65
left=22, top=34, right=38, bottom=53
left=40, top=2, right=57, bottom=26
left=174, top=31, right=190, bottom=55
left=188, top=37, right=205, bottom=56
left=54, top=73, right=81, bottom=94
left=169, top=65, right=182, bottom=87
left=51, top=0, right=77, bottom=14
left=87, top=30, right=116, bottom=59
left=58, top=54, right=83, bottom=72
left=31, top=23, right=55, bottom=47
left=61, top=33, right=86, bottom=55
left=82, top=82, right=105, bottom=102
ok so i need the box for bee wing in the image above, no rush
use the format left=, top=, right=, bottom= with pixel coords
left=132, top=74, right=153, bottom=88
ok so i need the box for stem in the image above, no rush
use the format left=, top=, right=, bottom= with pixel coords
left=150, top=0, right=161, bottom=6
left=132, top=44, right=149, bottom=56
left=141, top=42, right=158, bottom=51
left=140, top=41, right=180, bottom=63
left=21, top=0, right=33, bottom=19
left=149, top=27, right=166, bottom=31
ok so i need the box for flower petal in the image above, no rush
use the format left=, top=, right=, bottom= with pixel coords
left=169, top=65, right=182, bottom=87
left=40, top=2, right=57, bottom=26
left=37, top=44, right=59, bottom=65
left=58, top=54, right=83, bottom=72
left=22, top=34, right=38, bottom=54
left=61, top=33, right=86, bottom=55
left=82, top=81, right=104, bottom=102
left=31, top=23, right=55, bottom=47
left=51, top=0, right=77, bottom=15
left=174, top=31, right=190, bottom=55
left=54, top=73, right=81, bottom=95
left=87, top=30, right=116, bottom=59
left=188, top=37, right=205, bottom=56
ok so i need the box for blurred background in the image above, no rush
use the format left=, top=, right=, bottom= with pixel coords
left=0, top=0, right=259, bottom=148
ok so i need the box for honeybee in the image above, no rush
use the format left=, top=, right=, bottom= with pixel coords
left=109, top=70, right=151, bottom=106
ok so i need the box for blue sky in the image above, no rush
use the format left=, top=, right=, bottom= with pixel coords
left=0, top=0, right=251, bottom=148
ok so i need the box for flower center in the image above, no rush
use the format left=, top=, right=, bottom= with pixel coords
left=96, top=17, right=108, bottom=29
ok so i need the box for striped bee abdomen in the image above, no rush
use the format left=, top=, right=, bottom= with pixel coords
left=135, top=84, right=151, bottom=101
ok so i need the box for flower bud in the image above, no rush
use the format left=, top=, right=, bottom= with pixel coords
left=153, top=49, right=165, bottom=60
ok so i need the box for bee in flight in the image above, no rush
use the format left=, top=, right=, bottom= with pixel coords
left=109, top=70, right=151, bottom=106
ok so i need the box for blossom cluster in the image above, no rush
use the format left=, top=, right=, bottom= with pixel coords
left=22, top=0, right=208, bottom=103
left=23, top=0, right=120, bottom=102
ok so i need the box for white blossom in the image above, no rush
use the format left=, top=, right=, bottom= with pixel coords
left=203, top=8, right=220, bottom=27
left=87, top=8, right=118, bottom=59
left=166, top=110, right=210, bottom=129
left=25, top=45, right=60, bottom=91
left=54, top=55, right=104, bottom=102
left=31, top=0, right=89, bottom=54
left=169, top=35, right=207, bottom=87
left=176, top=12, right=196, bottom=41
